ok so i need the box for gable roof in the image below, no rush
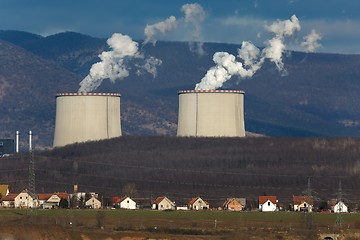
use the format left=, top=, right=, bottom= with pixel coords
left=223, top=198, right=244, bottom=208
left=37, top=193, right=53, bottom=201
left=188, top=197, right=209, bottom=206
left=259, top=196, right=277, bottom=205
left=328, top=199, right=347, bottom=207
left=85, top=196, right=100, bottom=203
left=55, top=192, right=69, bottom=199
left=1, top=193, right=18, bottom=201
left=153, top=196, right=169, bottom=204
left=118, top=195, right=134, bottom=203
left=293, top=196, right=314, bottom=205
left=0, top=184, right=9, bottom=197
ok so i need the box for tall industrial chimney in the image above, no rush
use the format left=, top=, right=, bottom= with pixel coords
left=28, top=130, right=32, bottom=151
left=177, top=90, right=245, bottom=137
left=53, top=93, right=121, bottom=147
left=15, top=131, right=19, bottom=153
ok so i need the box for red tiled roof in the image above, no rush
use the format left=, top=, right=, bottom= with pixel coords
left=153, top=196, right=166, bottom=204
left=118, top=195, right=130, bottom=203
left=1, top=193, right=18, bottom=201
left=112, top=196, right=121, bottom=204
left=55, top=192, right=69, bottom=199
left=188, top=197, right=200, bottom=205
left=259, top=196, right=277, bottom=204
left=37, top=193, right=53, bottom=200
left=188, top=197, right=209, bottom=206
left=293, top=196, right=314, bottom=205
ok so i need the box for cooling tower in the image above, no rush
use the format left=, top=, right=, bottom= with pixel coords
left=53, top=93, right=121, bottom=147
left=177, top=90, right=245, bottom=137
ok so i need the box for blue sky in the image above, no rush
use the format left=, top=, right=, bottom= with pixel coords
left=0, top=0, right=359, bottom=54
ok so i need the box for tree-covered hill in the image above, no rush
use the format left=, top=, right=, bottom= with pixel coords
left=2, top=137, right=359, bottom=209
left=0, top=30, right=360, bottom=147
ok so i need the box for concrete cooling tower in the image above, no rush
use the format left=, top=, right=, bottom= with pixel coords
left=53, top=93, right=121, bottom=147
left=177, top=90, right=245, bottom=137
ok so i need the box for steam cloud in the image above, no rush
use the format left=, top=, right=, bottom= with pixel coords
left=301, top=29, right=322, bottom=52
left=181, top=3, right=206, bottom=55
left=78, top=33, right=161, bottom=93
left=195, top=15, right=303, bottom=90
left=143, top=3, right=206, bottom=55
left=144, top=16, right=177, bottom=45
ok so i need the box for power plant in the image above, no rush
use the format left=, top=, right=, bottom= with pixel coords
left=177, top=90, right=245, bottom=137
left=53, top=93, right=121, bottom=147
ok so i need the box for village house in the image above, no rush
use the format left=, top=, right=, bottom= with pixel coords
left=329, top=199, right=348, bottom=213
left=1, top=193, right=17, bottom=208
left=152, top=196, right=175, bottom=210
left=114, top=196, right=136, bottom=210
left=85, top=196, right=102, bottom=209
left=188, top=197, right=209, bottom=210
left=1, top=190, right=37, bottom=208
left=223, top=198, right=246, bottom=211
left=38, top=192, right=69, bottom=209
left=292, top=196, right=314, bottom=212
left=37, top=193, right=53, bottom=208
left=69, top=192, right=98, bottom=208
left=258, top=196, right=277, bottom=212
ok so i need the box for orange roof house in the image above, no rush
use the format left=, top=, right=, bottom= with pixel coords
left=188, top=196, right=209, bottom=210
left=292, top=196, right=314, bottom=212
left=223, top=198, right=246, bottom=211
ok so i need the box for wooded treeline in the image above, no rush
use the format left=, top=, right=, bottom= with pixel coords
left=1, top=136, right=360, bottom=208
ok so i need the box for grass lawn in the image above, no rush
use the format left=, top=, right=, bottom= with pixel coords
left=0, top=209, right=359, bottom=239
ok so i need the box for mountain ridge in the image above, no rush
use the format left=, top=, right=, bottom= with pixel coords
left=0, top=30, right=360, bottom=147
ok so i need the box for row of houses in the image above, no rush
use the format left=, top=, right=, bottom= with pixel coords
left=0, top=185, right=350, bottom=213
left=259, top=195, right=348, bottom=213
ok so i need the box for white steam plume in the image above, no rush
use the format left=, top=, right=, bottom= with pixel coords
left=135, top=56, right=163, bottom=78
left=301, top=29, right=322, bottom=53
left=181, top=3, right=206, bottom=55
left=144, top=16, right=177, bottom=45
left=263, top=15, right=301, bottom=72
left=143, top=3, right=206, bottom=55
left=78, top=33, right=161, bottom=93
left=195, top=42, right=263, bottom=90
left=195, top=15, right=301, bottom=90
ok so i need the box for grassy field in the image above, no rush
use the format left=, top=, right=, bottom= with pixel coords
left=0, top=209, right=359, bottom=239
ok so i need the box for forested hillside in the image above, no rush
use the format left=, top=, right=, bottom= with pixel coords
left=2, top=137, right=360, bottom=209
left=1, top=31, right=360, bottom=147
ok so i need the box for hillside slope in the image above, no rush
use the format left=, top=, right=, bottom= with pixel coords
left=2, top=137, right=360, bottom=208
left=0, top=30, right=360, bottom=147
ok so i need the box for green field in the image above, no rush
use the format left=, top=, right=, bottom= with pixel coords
left=0, top=209, right=359, bottom=239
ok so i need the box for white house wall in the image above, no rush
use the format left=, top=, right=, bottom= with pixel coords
left=260, top=200, right=276, bottom=212
left=120, top=197, right=136, bottom=210
left=333, top=201, right=348, bottom=213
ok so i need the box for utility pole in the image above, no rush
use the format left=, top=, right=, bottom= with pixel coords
left=28, top=131, right=36, bottom=214
left=335, top=181, right=343, bottom=227
left=305, top=177, right=313, bottom=212
left=303, top=177, right=314, bottom=234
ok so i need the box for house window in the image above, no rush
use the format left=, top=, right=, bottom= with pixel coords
left=268, top=202, right=270, bottom=206
left=127, top=200, right=129, bottom=203
left=20, top=197, right=22, bottom=199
